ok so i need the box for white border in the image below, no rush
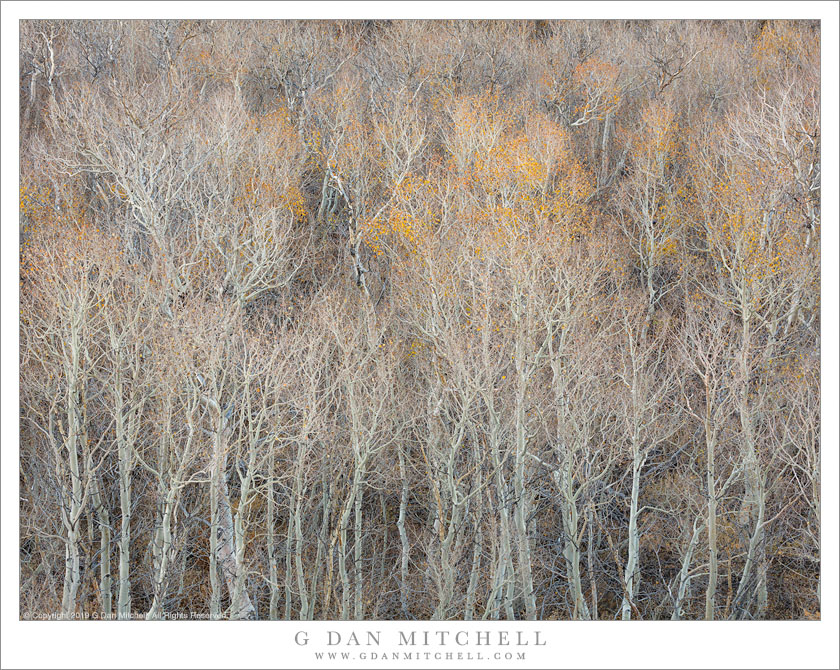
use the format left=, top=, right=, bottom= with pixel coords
left=2, top=3, right=838, bottom=669
left=4, top=1, right=839, bottom=20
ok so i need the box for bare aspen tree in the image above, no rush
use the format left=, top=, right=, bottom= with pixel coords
left=613, top=309, right=679, bottom=620
left=679, top=307, right=742, bottom=620
left=273, top=316, right=337, bottom=620
left=618, top=102, right=682, bottom=339
left=21, top=215, right=113, bottom=618
left=143, top=302, right=210, bottom=620
left=144, top=383, right=202, bottom=620
left=201, top=365, right=257, bottom=620
left=98, top=264, right=153, bottom=619
left=321, top=297, right=397, bottom=620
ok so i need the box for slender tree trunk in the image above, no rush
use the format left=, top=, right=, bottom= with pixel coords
left=205, top=400, right=255, bottom=620
left=378, top=492, right=388, bottom=593
left=559, top=475, right=590, bottom=620
left=146, top=395, right=190, bottom=621
left=737, top=309, right=767, bottom=619
left=305, top=479, right=330, bottom=619
left=783, top=211, right=814, bottom=339
left=113, top=363, right=136, bottom=621
left=209, top=445, right=222, bottom=619
left=117, top=441, right=132, bottom=619
left=464, top=524, right=482, bottom=620
left=432, top=503, right=463, bottom=620
left=483, top=411, right=515, bottom=621
left=284, top=494, right=294, bottom=620
left=397, top=446, right=410, bottom=617
left=292, top=451, right=310, bottom=620
left=484, top=508, right=515, bottom=620
left=672, top=519, right=703, bottom=620
left=214, top=468, right=256, bottom=619
left=267, top=449, right=279, bottom=620
left=514, top=380, right=537, bottom=620
left=149, top=405, right=172, bottom=618
left=61, top=524, right=81, bottom=618
left=146, top=491, right=176, bottom=620
left=337, top=466, right=361, bottom=620
left=705, top=401, right=718, bottom=621
left=599, top=110, right=613, bottom=188
left=353, top=484, right=364, bottom=620
left=621, top=440, right=643, bottom=620
left=732, top=476, right=766, bottom=619
left=91, top=475, right=112, bottom=615
left=60, top=304, right=85, bottom=618
left=231, top=452, right=256, bottom=621
left=586, top=498, right=599, bottom=620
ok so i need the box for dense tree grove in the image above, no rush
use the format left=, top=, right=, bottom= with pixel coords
left=19, top=19, right=820, bottom=620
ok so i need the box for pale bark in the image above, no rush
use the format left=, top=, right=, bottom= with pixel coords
left=336, top=468, right=360, bottom=620
left=482, top=410, right=515, bottom=621
left=704, top=386, right=719, bottom=621
left=146, top=389, right=196, bottom=621
left=672, top=519, right=703, bottom=620
left=307, top=477, right=331, bottom=618
left=292, top=462, right=310, bottom=620
left=90, top=474, right=112, bottom=615
left=146, top=488, right=178, bottom=620
left=586, top=499, right=599, bottom=620
left=116, top=430, right=132, bottom=620
left=205, top=396, right=256, bottom=620
left=736, top=304, right=768, bottom=619
left=621, top=444, right=642, bottom=620
left=108, top=325, right=145, bottom=620
left=58, top=297, right=91, bottom=618
left=284, top=496, right=294, bottom=620
left=353, top=481, right=364, bottom=620
left=397, top=445, right=410, bottom=617
left=731, top=475, right=767, bottom=619
left=267, top=447, right=279, bottom=620
left=513, top=378, right=537, bottom=620
left=464, top=525, right=482, bottom=620
left=559, top=466, right=590, bottom=621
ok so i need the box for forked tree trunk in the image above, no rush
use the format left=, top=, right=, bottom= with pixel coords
left=621, top=444, right=642, bottom=620
left=267, top=448, right=279, bottom=620
left=513, top=379, right=537, bottom=620
left=737, top=307, right=767, bottom=619
left=205, top=397, right=256, bottom=620
left=558, top=468, right=590, bottom=621
left=90, top=475, right=112, bottom=615
left=705, top=396, right=719, bottom=621
left=672, top=519, right=703, bottom=620
left=59, top=300, right=86, bottom=618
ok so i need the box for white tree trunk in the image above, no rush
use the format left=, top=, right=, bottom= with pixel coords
left=397, top=446, right=410, bottom=617
left=205, top=397, right=256, bottom=620
left=91, top=475, right=112, bottom=615
left=671, top=519, right=703, bottom=620
left=621, top=440, right=643, bottom=620
left=705, top=410, right=718, bottom=621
